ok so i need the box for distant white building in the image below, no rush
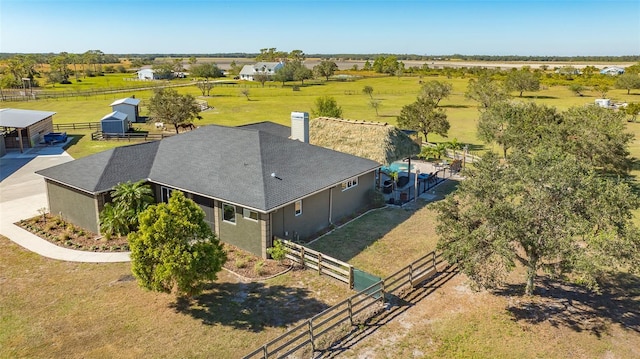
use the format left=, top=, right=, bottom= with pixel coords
left=600, top=66, right=625, bottom=76
left=110, top=97, right=141, bottom=123
left=136, top=68, right=157, bottom=80
left=239, top=62, right=284, bottom=81
left=595, top=98, right=611, bottom=108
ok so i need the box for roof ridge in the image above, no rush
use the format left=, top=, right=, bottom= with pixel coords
left=315, top=116, right=389, bottom=127
left=94, top=148, right=119, bottom=191
left=256, top=131, right=272, bottom=210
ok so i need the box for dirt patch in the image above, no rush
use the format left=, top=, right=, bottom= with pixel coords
left=222, top=244, right=292, bottom=280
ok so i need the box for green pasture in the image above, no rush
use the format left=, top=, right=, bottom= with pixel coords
left=2, top=73, right=640, bottom=357
left=4, top=74, right=638, bottom=163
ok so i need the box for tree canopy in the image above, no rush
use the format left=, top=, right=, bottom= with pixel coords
left=312, top=96, right=343, bottom=118
left=129, top=191, right=226, bottom=297
left=372, top=55, right=400, bottom=74
left=435, top=149, right=640, bottom=295
left=477, top=103, right=633, bottom=175
left=420, top=80, right=452, bottom=105
left=397, top=97, right=449, bottom=143
left=313, top=60, right=338, bottom=81
left=465, top=75, right=508, bottom=109
left=190, top=63, right=222, bottom=96
left=147, top=88, right=201, bottom=134
left=477, top=101, right=561, bottom=158
left=437, top=101, right=640, bottom=296
left=504, top=69, right=540, bottom=97
left=614, top=73, right=640, bottom=94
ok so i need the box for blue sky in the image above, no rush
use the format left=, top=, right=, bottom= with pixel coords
left=1, top=0, right=639, bottom=55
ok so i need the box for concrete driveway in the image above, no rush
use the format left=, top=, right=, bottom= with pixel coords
left=0, top=144, right=130, bottom=262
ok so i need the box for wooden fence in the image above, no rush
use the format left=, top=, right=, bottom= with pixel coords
left=422, top=142, right=482, bottom=164
left=0, top=82, right=192, bottom=102
left=281, top=239, right=353, bottom=287
left=91, top=131, right=173, bottom=141
left=242, top=250, right=447, bottom=358
left=53, top=122, right=101, bottom=131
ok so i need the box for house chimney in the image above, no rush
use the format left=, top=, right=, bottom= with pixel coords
left=291, top=111, right=309, bottom=143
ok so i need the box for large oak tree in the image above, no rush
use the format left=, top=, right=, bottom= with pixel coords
left=435, top=149, right=639, bottom=295
left=397, top=97, right=449, bottom=143
left=147, top=88, right=201, bottom=134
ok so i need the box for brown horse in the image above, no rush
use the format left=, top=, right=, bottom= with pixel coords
left=177, top=123, right=195, bottom=132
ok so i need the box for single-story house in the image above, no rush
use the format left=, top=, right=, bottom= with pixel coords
left=110, top=97, right=141, bottom=123
left=36, top=116, right=380, bottom=258
left=0, top=108, right=56, bottom=154
left=600, top=66, right=625, bottom=76
left=136, top=68, right=158, bottom=80
left=239, top=62, right=284, bottom=81
left=100, top=111, right=130, bottom=134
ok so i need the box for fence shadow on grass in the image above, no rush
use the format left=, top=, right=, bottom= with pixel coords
left=317, top=264, right=459, bottom=358
left=171, top=281, right=331, bottom=332
left=494, top=273, right=640, bottom=337
left=62, top=133, right=84, bottom=151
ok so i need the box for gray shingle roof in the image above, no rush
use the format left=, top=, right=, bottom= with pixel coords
left=37, top=125, right=379, bottom=212
left=237, top=121, right=291, bottom=138
left=36, top=141, right=160, bottom=193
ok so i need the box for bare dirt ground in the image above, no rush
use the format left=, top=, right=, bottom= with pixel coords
left=204, top=57, right=635, bottom=71
left=316, top=268, right=640, bottom=359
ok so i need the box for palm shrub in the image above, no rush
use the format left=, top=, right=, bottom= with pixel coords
left=99, top=180, right=154, bottom=238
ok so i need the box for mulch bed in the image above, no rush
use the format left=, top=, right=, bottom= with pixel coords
left=17, top=214, right=129, bottom=252
left=17, top=214, right=291, bottom=280
left=222, top=243, right=293, bottom=280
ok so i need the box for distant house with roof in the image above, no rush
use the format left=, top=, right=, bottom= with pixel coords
left=0, top=108, right=56, bottom=155
left=36, top=115, right=379, bottom=258
left=239, top=62, right=284, bottom=81
left=110, top=97, right=141, bottom=123
left=600, top=66, right=625, bottom=76
left=136, top=68, right=161, bottom=80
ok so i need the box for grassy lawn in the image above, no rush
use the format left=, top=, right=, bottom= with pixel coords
left=2, top=72, right=639, bottom=357
left=306, top=182, right=640, bottom=358
left=0, top=236, right=349, bottom=358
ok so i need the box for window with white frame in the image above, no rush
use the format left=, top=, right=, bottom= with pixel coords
left=243, top=208, right=259, bottom=221
left=341, top=177, right=358, bottom=191
left=160, top=186, right=174, bottom=203
left=223, top=203, right=236, bottom=224
left=294, top=200, right=302, bottom=216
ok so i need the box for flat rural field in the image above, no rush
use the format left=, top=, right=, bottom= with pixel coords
left=2, top=71, right=639, bottom=358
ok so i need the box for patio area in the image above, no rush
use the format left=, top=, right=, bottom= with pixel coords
left=379, top=159, right=462, bottom=205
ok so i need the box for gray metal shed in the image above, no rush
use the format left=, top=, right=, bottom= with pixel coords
left=100, top=111, right=129, bottom=134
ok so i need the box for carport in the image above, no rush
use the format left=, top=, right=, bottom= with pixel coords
left=0, top=108, right=56, bottom=155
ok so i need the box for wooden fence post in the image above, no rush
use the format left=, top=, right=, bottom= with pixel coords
left=348, top=298, right=353, bottom=326
left=409, top=263, right=414, bottom=285
left=432, top=252, right=436, bottom=270
left=263, top=344, right=268, bottom=359
left=379, top=280, right=385, bottom=305
left=300, top=246, right=305, bottom=267
left=317, top=253, right=322, bottom=276
left=309, top=320, right=315, bottom=353
left=349, top=266, right=354, bottom=289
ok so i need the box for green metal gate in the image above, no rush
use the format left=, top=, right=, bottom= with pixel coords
left=353, top=268, right=382, bottom=298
